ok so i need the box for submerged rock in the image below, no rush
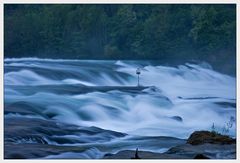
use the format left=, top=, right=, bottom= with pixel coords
left=4, top=117, right=127, bottom=159
left=104, top=142, right=236, bottom=159
left=103, top=149, right=191, bottom=159
left=194, top=154, right=210, bottom=159
left=214, top=102, right=236, bottom=108
left=166, top=143, right=236, bottom=159
left=171, top=116, right=183, bottom=122
left=187, top=131, right=236, bottom=145
left=104, top=130, right=236, bottom=159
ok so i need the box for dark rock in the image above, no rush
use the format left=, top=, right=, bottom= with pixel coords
left=9, top=85, right=150, bottom=96
left=103, top=150, right=192, bottom=159
left=7, top=153, right=27, bottom=159
left=4, top=101, right=45, bottom=117
left=194, top=154, right=210, bottom=159
left=171, top=116, right=183, bottom=122
left=214, top=102, right=236, bottom=108
left=178, top=96, right=218, bottom=100
left=4, top=142, right=85, bottom=159
left=104, top=142, right=236, bottom=159
left=166, top=143, right=236, bottom=159
left=187, top=131, right=236, bottom=145
left=4, top=117, right=128, bottom=159
left=104, top=153, right=113, bottom=157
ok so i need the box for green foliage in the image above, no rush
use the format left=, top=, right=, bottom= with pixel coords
left=4, top=4, right=236, bottom=68
left=104, top=44, right=121, bottom=58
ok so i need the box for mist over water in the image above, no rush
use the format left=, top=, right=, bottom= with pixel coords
left=4, top=58, right=236, bottom=158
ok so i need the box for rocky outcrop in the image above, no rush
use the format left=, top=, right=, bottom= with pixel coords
left=104, top=143, right=236, bottom=159
left=166, top=143, right=236, bottom=159
left=103, top=150, right=192, bottom=159
left=4, top=117, right=127, bottom=159
left=104, top=131, right=236, bottom=159
left=186, top=131, right=236, bottom=145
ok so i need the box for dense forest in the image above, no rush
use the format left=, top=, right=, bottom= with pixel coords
left=4, top=4, right=236, bottom=73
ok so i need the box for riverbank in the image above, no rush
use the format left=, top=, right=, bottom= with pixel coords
left=104, top=131, right=236, bottom=159
left=5, top=117, right=236, bottom=159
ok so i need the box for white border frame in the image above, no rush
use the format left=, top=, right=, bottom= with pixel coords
left=0, top=1, right=238, bottom=163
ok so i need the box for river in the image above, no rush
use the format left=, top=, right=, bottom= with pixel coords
left=4, top=58, right=236, bottom=159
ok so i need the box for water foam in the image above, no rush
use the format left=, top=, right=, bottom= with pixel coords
left=4, top=59, right=236, bottom=138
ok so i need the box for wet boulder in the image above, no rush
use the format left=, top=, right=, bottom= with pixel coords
left=171, top=116, right=183, bottom=122
left=194, top=154, right=210, bottom=159
left=187, top=131, right=236, bottom=145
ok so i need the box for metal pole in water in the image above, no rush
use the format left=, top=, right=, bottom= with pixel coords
left=138, top=75, right=139, bottom=86
left=136, top=68, right=141, bottom=87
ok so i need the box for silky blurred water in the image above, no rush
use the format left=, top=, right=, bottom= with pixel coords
left=4, top=58, right=236, bottom=158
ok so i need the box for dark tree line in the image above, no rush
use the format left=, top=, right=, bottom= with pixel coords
left=4, top=4, right=236, bottom=73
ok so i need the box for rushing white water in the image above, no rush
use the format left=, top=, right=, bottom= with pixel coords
left=4, top=58, right=236, bottom=139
